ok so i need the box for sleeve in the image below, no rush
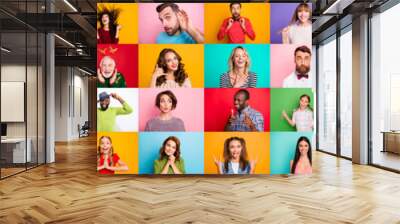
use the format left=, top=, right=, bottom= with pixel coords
left=116, top=102, right=133, bottom=115
left=244, top=18, right=256, bottom=40
left=250, top=73, right=257, bottom=88
left=217, top=19, right=228, bottom=40
left=154, top=160, right=162, bottom=174
left=179, top=119, right=186, bottom=131
left=183, top=78, right=192, bottom=88
left=220, top=73, right=227, bottom=88
left=113, top=153, right=120, bottom=164
left=144, top=120, right=151, bottom=131
left=179, top=159, right=186, bottom=174
left=292, top=111, right=298, bottom=125
left=254, top=113, right=264, bottom=132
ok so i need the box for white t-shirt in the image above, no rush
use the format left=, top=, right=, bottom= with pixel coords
left=288, top=23, right=312, bottom=45
left=231, top=162, right=239, bottom=174
left=282, top=71, right=313, bottom=88
left=293, top=109, right=314, bottom=132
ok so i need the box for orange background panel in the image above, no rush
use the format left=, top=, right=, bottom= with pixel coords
left=138, top=44, right=204, bottom=88
left=204, top=132, right=270, bottom=174
left=97, top=3, right=138, bottom=44
left=97, top=132, right=138, bottom=174
left=204, top=3, right=270, bottom=43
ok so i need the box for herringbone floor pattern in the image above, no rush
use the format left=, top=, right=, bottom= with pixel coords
left=1, top=135, right=399, bottom=223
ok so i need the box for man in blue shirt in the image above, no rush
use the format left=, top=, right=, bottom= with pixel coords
left=156, top=3, right=204, bottom=44
left=225, top=89, right=264, bottom=132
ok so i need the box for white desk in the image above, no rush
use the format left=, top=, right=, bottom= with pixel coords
left=1, top=138, right=31, bottom=163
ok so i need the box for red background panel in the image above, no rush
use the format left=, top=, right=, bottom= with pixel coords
left=204, top=88, right=270, bottom=131
left=97, top=44, right=138, bottom=87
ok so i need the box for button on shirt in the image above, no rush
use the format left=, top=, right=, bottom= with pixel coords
left=283, top=71, right=313, bottom=88
left=227, top=106, right=264, bottom=132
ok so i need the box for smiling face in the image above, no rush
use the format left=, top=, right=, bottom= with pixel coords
left=232, top=48, right=248, bottom=69
left=164, top=139, right=177, bottom=156
left=299, top=96, right=309, bottom=110
left=101, top=14, right=110, bottom=26
left=164, top=51, right=179, bottom=72
left=159, top=94, right=173, bottom=114
left=297, top=8, right=310, bottom=24
left=100, top=56, right=116, bottom=78
left=230, top=4, right=241, bottom=20
left=100, top=137, right=112, bottom=154
left=295, top=51, right=311, bottom=75
left=100, top=98, right=110, bottom=110
left=234, top=92, right=248, bottom=111
left=229, top=140, right=242, bottom=161
left=298, top=140, right=309, bottom=156
left=159, top=6, right=180, bottom=36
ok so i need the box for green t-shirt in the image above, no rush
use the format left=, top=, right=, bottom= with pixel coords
left=97, top=73, right=127, bottom=88
left=154, top=157, right=185, bottom=174
left=97, top=102, right=133, bottom=132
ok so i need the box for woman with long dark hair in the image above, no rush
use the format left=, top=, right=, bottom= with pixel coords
left=290, top=136, right=312, bottom=174
left=97, top=7, right=121, bottom=44
left=150, top=48, right=191, bottom=88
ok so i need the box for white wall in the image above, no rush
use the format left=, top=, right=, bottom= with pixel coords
left=55, top=67, right=89, bottom=141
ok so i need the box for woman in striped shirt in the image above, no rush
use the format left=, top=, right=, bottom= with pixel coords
left=219, top=46, right=257, bottom=88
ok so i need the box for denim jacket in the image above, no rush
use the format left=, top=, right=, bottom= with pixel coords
left=221, top=161, right=251, bottom=174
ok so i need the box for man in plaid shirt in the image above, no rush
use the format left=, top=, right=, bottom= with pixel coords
left=224, top=89, right=264, bottom=132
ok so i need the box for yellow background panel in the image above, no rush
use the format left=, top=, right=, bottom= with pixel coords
left=97, top=132, right=138, bottom=174
left=139, top=44, right=204, bottom=88
left=97, top=3, right=138, bottom=44
left=204, top=132, right=270, bottom=174
left=204, top=3, right=270, bottom=43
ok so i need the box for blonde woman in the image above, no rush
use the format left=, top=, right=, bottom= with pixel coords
left=219, top=46, right=257, bottom=88
left=282, top=3, right=312, bottom=45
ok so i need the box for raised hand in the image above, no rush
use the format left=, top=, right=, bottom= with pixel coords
left=227, top=18, right=234, bottom=30
left=109, top=68, right=118, bottom=85
left=177, top=10, right=190, bottom=32
left=243, top=112, right=253, bottom=127
left=97, top=68, right=105, bottom=83
left=153, top=64, right=164, bottom=78
left=168, top=155, right=176, bottom=165
left=239, top=18, right=246, bottom=29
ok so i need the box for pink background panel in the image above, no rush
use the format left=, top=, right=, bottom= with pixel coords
left=138, top=3, right=204, bottom=43
left=270, top=44, right=299, bottom=88
left=139, top=88, right=204, bottom=131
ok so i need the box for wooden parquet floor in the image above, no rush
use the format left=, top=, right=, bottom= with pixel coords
left=1, top=135, right=400, bottom=223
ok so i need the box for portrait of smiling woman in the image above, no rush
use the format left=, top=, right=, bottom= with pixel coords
left=154, top=136, right=186, bottom=174
left=150, top=48, right=192, bottom=88
left=219, top=46, right=257, bottom=88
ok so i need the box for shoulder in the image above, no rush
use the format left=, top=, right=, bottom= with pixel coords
left=156, top=32, right=167, bottom=42
left=220, top=72, right=229, bottom=79
left=112, top=153, right=120, bottom=161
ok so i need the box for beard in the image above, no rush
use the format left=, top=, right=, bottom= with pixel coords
left=296, top=65, right=310, bottom=75
left=165, top=26, right=179, bottom=36
left=232, top=13, right=240, bottom=20
left=100, top=104, right=109, bottom=111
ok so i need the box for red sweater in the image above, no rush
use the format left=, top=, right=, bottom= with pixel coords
left=98, top=153, right=120, bottom=174
left=217, top=17, right=256, bottom=43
